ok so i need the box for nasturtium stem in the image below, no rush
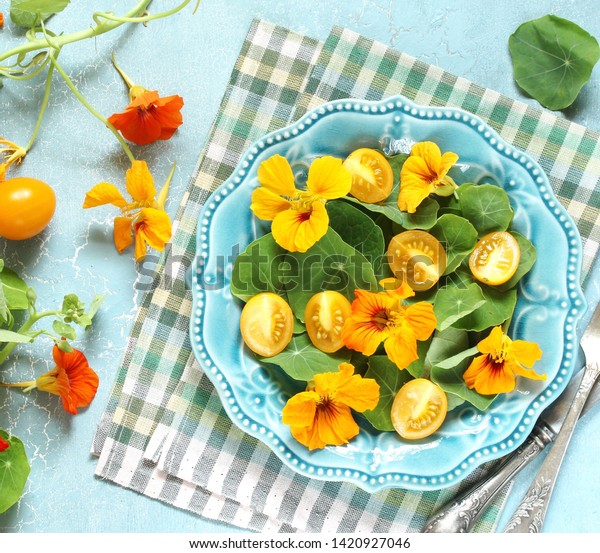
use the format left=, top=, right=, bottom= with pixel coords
left=0, top=0, right=196, bottom=65
left=25, top=60, right=56, bottom=152
left=0, top=310, right=59, bottom=366
left=47, top=51, right=136, bottom=163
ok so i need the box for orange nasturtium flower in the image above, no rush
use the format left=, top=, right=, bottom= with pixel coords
left=83, top=160, right=172, bottom=262
left=398, top=141, right=459, bottom=213
left=1, top=346, right=99, bottom=415
left=463, top=326, right=544, bottom=395
left=282, top=363, right=379, bottom=450
left=342, top=280, right=436, bottom=370
left=0, top=436, right=9, bottom=453
left=108, top=87, right=184, bottom=146
left=250, top=154, right=352, bottom=252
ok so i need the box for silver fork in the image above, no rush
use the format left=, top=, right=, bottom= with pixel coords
left=503, top=303, right=600, bottom=533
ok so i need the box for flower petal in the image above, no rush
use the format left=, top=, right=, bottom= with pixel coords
left=398, top=171, right=433, bottom=213
left=113, top=216, right=133, bottom=254
left=463, top=355, right=515, bottom=395
left=511, top=340, right=543, bottom=368
left=250, top=187, right=292, bottom=221
left=341, top=290, right=394, bottom=356
left=477, top=326, right=505, bottom=355
left=404, top=301, right=437, bottom=341
left=411, top=141, right=442, bottom=173
left=257, top=154, right=297, bottom=196
left=53, top=346, right=99, bottom=411
left=134, top=208, right=172, bottom=249
left=314, top=401, right=359, bottom=448
left=126, top=160, right=157, bottom=203
left=83, top=182, right=128, bottom=209
left=384, top=330, right=419, bottom=370
left=282, top=391, right=319, bottom=428
left=510, top=360, right=546, bottom=381
left=271, top=200, right=328, bottom=252
left=333, top=364, right=380, bottom=413
left=152, top=95, right=184, bottom=140
left=438, top=151, right=460, bottom=179
left=306, top=156, right=352, bottom=199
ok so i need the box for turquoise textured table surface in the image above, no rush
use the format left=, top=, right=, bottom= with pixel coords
left=1, top=0, right=599, bottom=533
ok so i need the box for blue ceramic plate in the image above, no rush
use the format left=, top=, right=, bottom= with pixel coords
left=189, top=96, right=586, bottom=492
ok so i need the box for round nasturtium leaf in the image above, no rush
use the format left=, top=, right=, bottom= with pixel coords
left=0, top=430, right=31, bottom=514
left=509, top=15, right=600, bottom=111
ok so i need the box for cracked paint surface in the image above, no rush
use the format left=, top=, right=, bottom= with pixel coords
left=1, top=0, right=599, bottom=534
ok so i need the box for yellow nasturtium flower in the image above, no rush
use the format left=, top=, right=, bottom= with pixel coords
left=282, top=363, right=380, bottom=450
left=398, top=141, right=458, bottom=213
left=250, top=154, right=352, bottom=252
left=83, top=160, right=172, bottom=262
left=463, top=326, right=544, bottom=395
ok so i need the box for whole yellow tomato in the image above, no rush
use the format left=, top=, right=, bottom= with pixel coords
left=0, top=177, right=56, bottom=240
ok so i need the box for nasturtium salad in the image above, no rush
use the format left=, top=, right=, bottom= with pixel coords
left=230, top=140, right=544, bottom=451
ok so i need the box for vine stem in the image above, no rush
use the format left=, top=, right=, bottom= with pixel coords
left=0, top=0, right=196, bottom=65
left=0, top=311, right=59, bottom=366
left=47, top=51, right=135, bottom=163
left=25, top=58, right=56, bottom=152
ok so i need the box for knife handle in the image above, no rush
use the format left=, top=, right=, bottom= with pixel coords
left=504, top=362, right=600, bottom=533
left=421, top=423, right=555, bottom=533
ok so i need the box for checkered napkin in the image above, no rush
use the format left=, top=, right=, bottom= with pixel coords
left=93, top=20, right=600, bottom=533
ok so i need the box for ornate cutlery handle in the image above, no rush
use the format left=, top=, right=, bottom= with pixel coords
left=504, top=363, right=600, bottom=533
left=421, top=423, right=554, bottom=533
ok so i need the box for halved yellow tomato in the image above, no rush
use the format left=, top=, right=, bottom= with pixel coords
left=305, top=290, right=351, bottom=353
left=391, top=378, right=448, bottom=440
left=469, top=231, right=520, bottom=286
left=343, top=148, right=394, bottom=203
left=240, top=293, right=294, bottom=357
left=387, top=230, right=447, bottom=291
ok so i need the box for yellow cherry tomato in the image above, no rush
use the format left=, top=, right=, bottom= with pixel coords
left=343, top=148, right=394, bottom=203
left=0, top=177, right=56, bottom=240
left=304, top=291, right=352, bottom=353
left=391, top=378, right=448, bottom=440
left=387, top=230, right=447, bottom=291
left=240, top=293, right=294, bottom=357
left=469, top=231, right=521, bottom=286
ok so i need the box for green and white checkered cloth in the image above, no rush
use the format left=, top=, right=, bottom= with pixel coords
left=94, top=20, right=600, bottom=533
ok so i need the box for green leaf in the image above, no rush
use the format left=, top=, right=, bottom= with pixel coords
left=457, top=184, right=513, bottom=236
left=0, top=268, right=29, bottom=310
left=327, top=201, right=385, bottom=272
left=345, top=193, right=439, bottom=230
left=509, top=15, right=600, bottom=110
left=497, top=232, right=537, bottom=291
left=430, top=347, right=497, bottom=410
left=0, top=430, right=31, bottom=514
left=86, top=294, right=105, bottom=321
left=0, top=330, right=33, bottom=344
left=57, top=340, right=73, bottom=353
left=0, top=285, right=8, bottom=327
left=430, top=213, right=479, bottom=273
left=363, top=356, right=413, bottom=431
left=52, top=320, right=77, bottom=341
left=10, top=0, right=70, bottom=28
left=230, top=233, right=287, bottom=302
left=258, top=333, right=350, bottom=381
left=453, top=285, right=517, bottom=332
left=286, top=228, right=378, bottom=322
left=423, top=327, right=470, bottom=376
left=433, top=282, right=487, bottom=331
left=405, top=338, right=433, bottom=379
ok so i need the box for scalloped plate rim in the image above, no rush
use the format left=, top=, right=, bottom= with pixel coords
left=190, top=95, right=586, bottom=492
